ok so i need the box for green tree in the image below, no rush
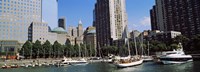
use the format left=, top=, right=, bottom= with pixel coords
left=32, top=40, right=42, bottom=58
left=73, top=44, right=79, bottom=57
left=80, top=43, right=86, bottom=57
left=53, top=41, right=62, bottom=58
left=189, top=34, right=200, bottom=51
left=65, top=43, right=73, bottom=57
left=42, top=40, right=52, bottom=58
left=157, top=43, right=167, bottom=51
left=119, top=45, right=128, bottom=56
left=173, top=35, right=189, bottom=44
left=173, top=35, right=190, bottom=50
left=149, top=40, right=169, bottom=52
left=170, top=44, right=179, bottom=50
left=69, top=45, right=75, bottom=57
left=19, top=41, right=32, bottom=58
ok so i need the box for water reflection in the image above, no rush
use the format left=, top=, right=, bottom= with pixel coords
left=0, top=62, right=199, bottom=72
left=115, top=62, right=194, bottom=72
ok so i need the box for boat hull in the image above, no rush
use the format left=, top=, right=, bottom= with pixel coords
left=160, top=55, right=193, bottom=64
left=143, top=59, right=153, bottom=62
left=161, top=59, right=193, bottom=64
left=69, top=61, right=88, bottom=65
left=115, top=59, right=143, bottom=68
left=103, top=59, right=113, bottom=63
left=89, top=60, right=103, bottom=63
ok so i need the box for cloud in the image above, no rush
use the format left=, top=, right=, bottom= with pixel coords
left=128, top=23, right=138, bottom=32
left=140, top=16, right=151, bottom=26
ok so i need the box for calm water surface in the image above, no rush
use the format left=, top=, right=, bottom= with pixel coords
left=1, top=61, right=200, bottom=72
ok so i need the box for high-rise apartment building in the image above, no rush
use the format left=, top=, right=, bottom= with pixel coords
left=151, top=0, right=200, bottom=37
left=150, top=5, right=159, bottom=30
left=0, top=0, right=42, bottom=43
left=58, top=17, right=66, bottom=30
left=94, top=0, right=128, bottom=47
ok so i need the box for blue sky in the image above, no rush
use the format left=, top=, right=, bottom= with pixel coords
left=58, top=0, right=155, bottom=32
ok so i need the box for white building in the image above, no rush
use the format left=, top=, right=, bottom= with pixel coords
left=28, top=22, right=48, bottom=43
left=148, top=30, right=182, bottom=42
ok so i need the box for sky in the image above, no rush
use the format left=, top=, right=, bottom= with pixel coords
left=58, top=0, right=155, bottom=32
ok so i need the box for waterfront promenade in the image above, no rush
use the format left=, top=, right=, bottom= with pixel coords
left=0, top=58, right=62, bottom=66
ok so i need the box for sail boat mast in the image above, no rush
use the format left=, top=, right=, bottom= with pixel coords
left=78, top=44, right=81, bottom=57
left=141, top=34, right=144, bottom=56
left=147, top=41, right=150, bottom=56
left=127, top=38, right=131, bottom=56
left=134, top=34, right=138, bottom=55
left=98, top=42, right=101, bottom=57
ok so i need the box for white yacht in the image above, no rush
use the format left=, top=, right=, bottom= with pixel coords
left=103, top=57, right=113, bottom=63
left=61, top=57, right=88, bottom=65
left=89, top=57, right=103, bottom=63
left=159, top=49, right=193, bottom=64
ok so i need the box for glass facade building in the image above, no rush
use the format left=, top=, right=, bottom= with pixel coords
left=0, top=0, right=42, bottom=43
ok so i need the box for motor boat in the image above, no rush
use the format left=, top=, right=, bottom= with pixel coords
left=103, top=57, right=113, bottom=63
left=89, top=57, right=103, bottom=63
left=61, top=57, right=88, bottom=65
left=160, top=49, right=193, bottom=64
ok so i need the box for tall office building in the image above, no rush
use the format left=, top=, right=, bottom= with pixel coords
left=58, top=17, right=66, bottom=30
left=0, top=0, right=42, bottom=43
left=42, top=0, right=58, bottom=29
left=94, top=0, right=128, bottom=47
left=150, top=5, right=159, bottom=30
left=151, top=0, right=200, bottom=37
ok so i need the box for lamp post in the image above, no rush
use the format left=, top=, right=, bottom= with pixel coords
left=0, top=41, right=2, bottom=59
left=0, top=41, right=2, bottom=53
left=30, top=42, right=32, bottom=59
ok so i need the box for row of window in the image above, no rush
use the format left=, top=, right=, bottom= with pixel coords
left=0, top=0, right=41, bottom=5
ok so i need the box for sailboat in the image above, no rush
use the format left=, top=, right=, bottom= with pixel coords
left=89, top=42, right=103, bottom=63
left=113, top=38, right=143, bottom=68
left=140, top=35, right=153, bottom=62
left=113, top=26, right=143, bottom=68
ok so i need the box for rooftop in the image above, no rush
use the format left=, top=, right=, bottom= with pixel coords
left=52, top=27, right=66, bottom=33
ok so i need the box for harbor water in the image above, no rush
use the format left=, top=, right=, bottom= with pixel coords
left=0, top=61, right=199, bottom=72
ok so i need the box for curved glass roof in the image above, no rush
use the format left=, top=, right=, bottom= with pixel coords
left=52, top=27, right=66, bottom=32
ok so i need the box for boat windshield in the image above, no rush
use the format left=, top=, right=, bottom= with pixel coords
left=166, top=52, right=176, bottom=55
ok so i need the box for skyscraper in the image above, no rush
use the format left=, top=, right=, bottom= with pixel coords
left=94, top=0, right=128, bottom=47
left=151, top=0, right=200, bottom=37
left=0, top=0, right=42, bottom=43
left=58, top=17, right=66, bottom=30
